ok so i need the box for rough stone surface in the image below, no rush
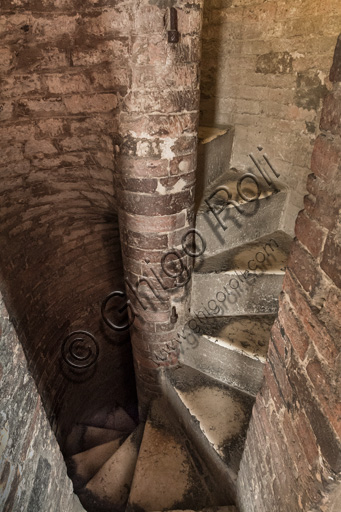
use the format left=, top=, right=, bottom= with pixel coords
left=0, top=293, right=84, bottom=512
left=80, top=425, right=144, bottom=512
left=127, top=399, right=220, bottom=512
left=191, top=271, right=283, bottom=317
left=164, top=364, right=254, bottom=501
left=237, top=40, right=341, bottom=512
left=179, top=315, right=276, bottom=396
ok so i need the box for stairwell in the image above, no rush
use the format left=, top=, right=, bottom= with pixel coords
left=1, top=2, right=340, bottom=511
left=62, top=125, right=297, bottom=512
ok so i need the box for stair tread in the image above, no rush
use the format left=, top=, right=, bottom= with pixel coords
left=128, top=399, right=221, bottom=512
left=165, top=365, right=254, bottom=477
left=195, top=181, right=295, bottom=266
left=67, top=437, right=126, bottom=491
left=81, top=405, right=137, bottom=432
left=79, top=424, right=144, bottom=512
left=197, top=167, right=278, bottom=215
left=194, top=232, right=291, bottom=274
left=198, top=125, right=231, bottom=144
left=191, top=271, right=282, bottom=317
left=65, top=425, right=130, bottom=457
left=185, top=315, right=275, bottom=361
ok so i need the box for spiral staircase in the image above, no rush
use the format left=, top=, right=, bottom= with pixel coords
left=63, top=126, right=297, bottom=512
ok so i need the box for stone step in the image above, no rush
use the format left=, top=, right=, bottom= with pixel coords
left=191, top=270, right=283, bottom=317
left=194, top=231, right=291, bottom=274
left=196, top=125, right=234, bottom=209
left=78, top=424, right=144, bottom=512
left=127, top=399, right=228, bottom=512
left=64, top=425, right=129, bottom=457
left=80, top=405, right=136, bottom=432
left=162, top=365, right=255, bottom=501
left=179, top=315, right=276, bottom=396
left=195, top=166, right=298, bottom=266
left=67, top=437, right=126, bottom=491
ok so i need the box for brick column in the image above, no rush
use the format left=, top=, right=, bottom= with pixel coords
left=117, top=0, right=203, bottom=415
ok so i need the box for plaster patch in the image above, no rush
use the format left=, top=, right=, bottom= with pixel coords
left=161, top=138, right=176, bottom=159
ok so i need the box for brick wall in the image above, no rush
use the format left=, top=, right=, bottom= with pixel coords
left=0, top=293, right=84, bottom=512
left=200, top=0, right=341, bottom=208
left=237, top=35, right=341, bottom=512
left=0, top=1, right=136, bottom=437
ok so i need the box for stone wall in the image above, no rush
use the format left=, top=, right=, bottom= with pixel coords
left=0, top=1, right=136, bottom=437
left=200, top=0, right=341, bottom=207
left=0, top=292, right=84, bottom=512
left=117, top=0, right=204, bottom=415
left=237, top=35, right=341, bottom=512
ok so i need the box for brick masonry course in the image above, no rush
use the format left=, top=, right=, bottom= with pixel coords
left=237, top=36, right=341, bottom=512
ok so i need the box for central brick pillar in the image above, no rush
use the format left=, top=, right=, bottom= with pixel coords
left=117, top=0, right=203, bottom=416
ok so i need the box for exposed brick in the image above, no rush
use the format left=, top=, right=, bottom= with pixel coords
left=269, top=318, right=286, bottom=362
left=319, top=285, right=341, bottom=344
left=63, top=93, right=118, bottom=113
left=283, top=271, right=339, bottom=366
left=330, top=34, right=341, bottom=82
left=118, top=157, right=169, bottom=178
left=288, top=241, right=322, bottom=295
left=294, top=410, right=319, bottom=466
left=119, top=211, right=187, bottom=233
left=287, top=353, right=341, bottom=472
left=295, top=210, right=327, bottom=258
left=306, top=358, right=341, bottom=431
left=320, top=86, right=341, bottom=135
left=125, top=89, right=200, bottom=115
left=239, top=39, right=341, bottom=511
left=303, top=184, right=340, bottom=231
left=311, top=135, right=341, bottom=182
left=321, top=233, right=341, bottom=288
left=263, top=363, right=285, bottom=413
left=118, top=190, right=193, bottom=216
left=278, top=295, right=310, bottom=361
left=268, top=341, right=294, bottom=408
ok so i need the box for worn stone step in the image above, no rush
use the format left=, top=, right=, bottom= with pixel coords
left=162, top=365, right=255, bottom=501
left=195, top=166, right=298, bottom=266
left=194, top=231, right=291, bottom=274
left=78, top=425, right=144, bottom=512
left=65, top=425, right=129, bottom=457
left=127, top=399, right=228, bottom=512
left=81, top=405, right=136, bottom=432
left=196, top=125, right=234, bottom=209
left=67, top=437, right=126, bottom=491
left=179, top=315, right=275, bottom=396
left=191, top=270, right=283, bottom=317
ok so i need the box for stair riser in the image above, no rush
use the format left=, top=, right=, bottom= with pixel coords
left=161, top=374, right=237, bottom=504
left=196, top=191, right=292, bottom=265
left=179, top=334, right=264, bottom=396
left=191, top=273, right=283, bottom=316
left=196, top=128, right=234, bottom=208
